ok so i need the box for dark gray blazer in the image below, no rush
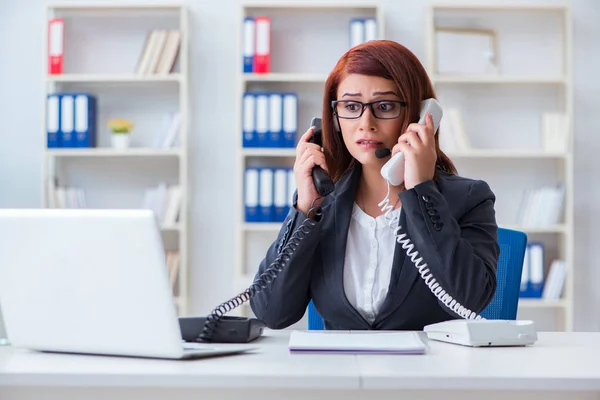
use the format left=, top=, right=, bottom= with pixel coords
left=249, top=164, right=500, bottom=330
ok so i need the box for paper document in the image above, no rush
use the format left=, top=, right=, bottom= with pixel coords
left=288, top=331, right=427, bottom=354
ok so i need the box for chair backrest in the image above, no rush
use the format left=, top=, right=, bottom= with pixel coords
left=307, top=227, right=527, bottom=330
left=479, top=227, right=527, bottom=319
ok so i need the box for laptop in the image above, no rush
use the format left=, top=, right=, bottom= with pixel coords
left=0, top=208, right=255, bottom=360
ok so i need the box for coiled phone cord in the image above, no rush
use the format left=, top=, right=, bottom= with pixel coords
left=378, top=185, right=483, bottom=320
left=199, top=202, right=323, bottom=342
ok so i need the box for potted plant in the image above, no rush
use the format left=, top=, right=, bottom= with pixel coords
left=107, top=118, right=134, bottom=150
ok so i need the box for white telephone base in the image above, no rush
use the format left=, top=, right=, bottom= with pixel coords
left=423, top=319, right=537, bottom=347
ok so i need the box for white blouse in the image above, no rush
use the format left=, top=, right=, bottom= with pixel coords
left=343, top=202, right=401, bottom=324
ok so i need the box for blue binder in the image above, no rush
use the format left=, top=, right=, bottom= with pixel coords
left=243, top=17, right=255, bottom=73
left=46, top=94, right=61, bottom=148
left=268, top=93, right=283, bottom=148
left=74, top=93, right=97, bottom=148
left=282, top=93, right=298, bottom=148
left=255, top=94, right=269, bottom=148
left=273, top=168, right=288, bottom=222
left=259, top=167, right=274, bottom=222
left=244, top=167, right=260, bottom=222
left=520, top=242, right=544, bottom=298
left=60, top=94, right=76, bottom=147
left=242, top=93, right=257, bottom=147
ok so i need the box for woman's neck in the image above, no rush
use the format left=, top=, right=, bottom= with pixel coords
left=356, top=164, right=403, bottom=217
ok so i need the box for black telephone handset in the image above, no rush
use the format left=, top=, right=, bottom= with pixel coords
left=309, top=117, right=335, bottom=197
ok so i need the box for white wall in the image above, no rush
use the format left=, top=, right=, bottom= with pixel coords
left=0, top=0, right=598, bottom=331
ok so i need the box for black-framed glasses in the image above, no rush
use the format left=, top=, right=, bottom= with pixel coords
left=331, top=100, right=407, bottom=119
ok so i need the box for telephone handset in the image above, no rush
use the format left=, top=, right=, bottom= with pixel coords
left=308, top=117, right=335, bottom=197
left=379, top=98, right=443, bottom=186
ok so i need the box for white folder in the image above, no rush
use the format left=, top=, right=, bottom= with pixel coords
left=364, top=18, right=377, bottom=42
left=282, top=93, right=298, bottom=147
left=269, top=93, right=283, bottom=146
left=259, top=168, right=274, bottom=221
left=60, top=94, right=74, bottom=146
left=255, top=94, right=269, bottom=146
left=349, top=19, right=365, bottom=48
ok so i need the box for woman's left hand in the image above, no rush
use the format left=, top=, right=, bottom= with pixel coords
left=391, top=112, right=437, bottom=190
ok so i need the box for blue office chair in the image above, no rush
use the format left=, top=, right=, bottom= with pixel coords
left=308, top=227, right=527, bottom=330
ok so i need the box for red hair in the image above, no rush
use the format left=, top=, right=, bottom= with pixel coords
left=321, top=40, right=457, bottom=181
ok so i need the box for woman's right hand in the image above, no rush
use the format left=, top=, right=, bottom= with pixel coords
left=293, top=126, right=329, bottom=215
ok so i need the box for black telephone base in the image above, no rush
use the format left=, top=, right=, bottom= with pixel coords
left=179, top=316, right=266, bottom=343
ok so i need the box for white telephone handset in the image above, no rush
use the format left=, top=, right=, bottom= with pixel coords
left=376, top=98, right=537, bottom=347
left=380, top=98, right=443, bottom=186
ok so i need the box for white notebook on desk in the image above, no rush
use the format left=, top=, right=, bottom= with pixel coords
left=288, top=331, right=427, bottom=354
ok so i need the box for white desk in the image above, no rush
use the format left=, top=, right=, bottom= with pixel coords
left=0, top=330, right=599, bottom=400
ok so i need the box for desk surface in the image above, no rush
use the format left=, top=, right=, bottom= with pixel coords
left=0, top=330, right=599, bottom=391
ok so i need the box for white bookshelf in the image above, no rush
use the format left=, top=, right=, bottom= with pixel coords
left=234, top=2, right=384, bottom=317
left=47, top=74, right=184, bottom=83
left=42, top=3, right=190, bottom=316
left=426, top=4, right=573, bottom=330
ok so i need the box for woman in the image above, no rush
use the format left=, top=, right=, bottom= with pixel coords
left=249, top=40, right=499, bottom=330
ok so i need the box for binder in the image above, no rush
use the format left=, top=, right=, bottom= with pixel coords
left=349, top=18, right=365, bottom=48
left=273, top=168, right=288, bottom=222
left=268, top=93, right=283, bottom=147
left=520, top=242, right=544, bottom=298
left=74, top=94, right=97, bottom=148
left=364, top=18, right=377, bottom=42
left=60, top=94, right=76, bottom=147
left=259, top=168, right=274, bottom=222
left=528, top=242, right=544, bottom=297
left=46, top=94, right=61, bottom=148
left=48, top=18, right=64, bottom=75
left=243, top=17, right=255, bottom=73
left=282, top=93, right=298, bottom=148
left=242, top=93, right=256, bottom=147
left=244, top=168, right=260, bottom=222
left=255, top=94, right=269, bottom=148
left=254, top=17, right=271, bottom=73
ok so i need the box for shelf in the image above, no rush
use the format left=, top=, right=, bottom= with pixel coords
left=242, top=73, right=328, bottom=83
left=47, top=74, right=183, bottom=84
left=432, top=75, right=567, bottom=85
left=42, top=2, right=190, bottom=318
left=518, top=298, right=567, bottom=308
left=46, top=148, right=182, bottom=157
left=242, top=148, right=296, bottom=157
left=446, top=150, right=569, bottom=159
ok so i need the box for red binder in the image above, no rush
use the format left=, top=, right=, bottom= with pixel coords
left=254, top=16, right=270, bottom=74
left=48, top=18, right=64, bottom=75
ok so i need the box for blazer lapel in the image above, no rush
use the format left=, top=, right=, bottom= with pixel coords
left=326, top=166, right=370, bottom=327
left=374, top=207, right=419, bottom=324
